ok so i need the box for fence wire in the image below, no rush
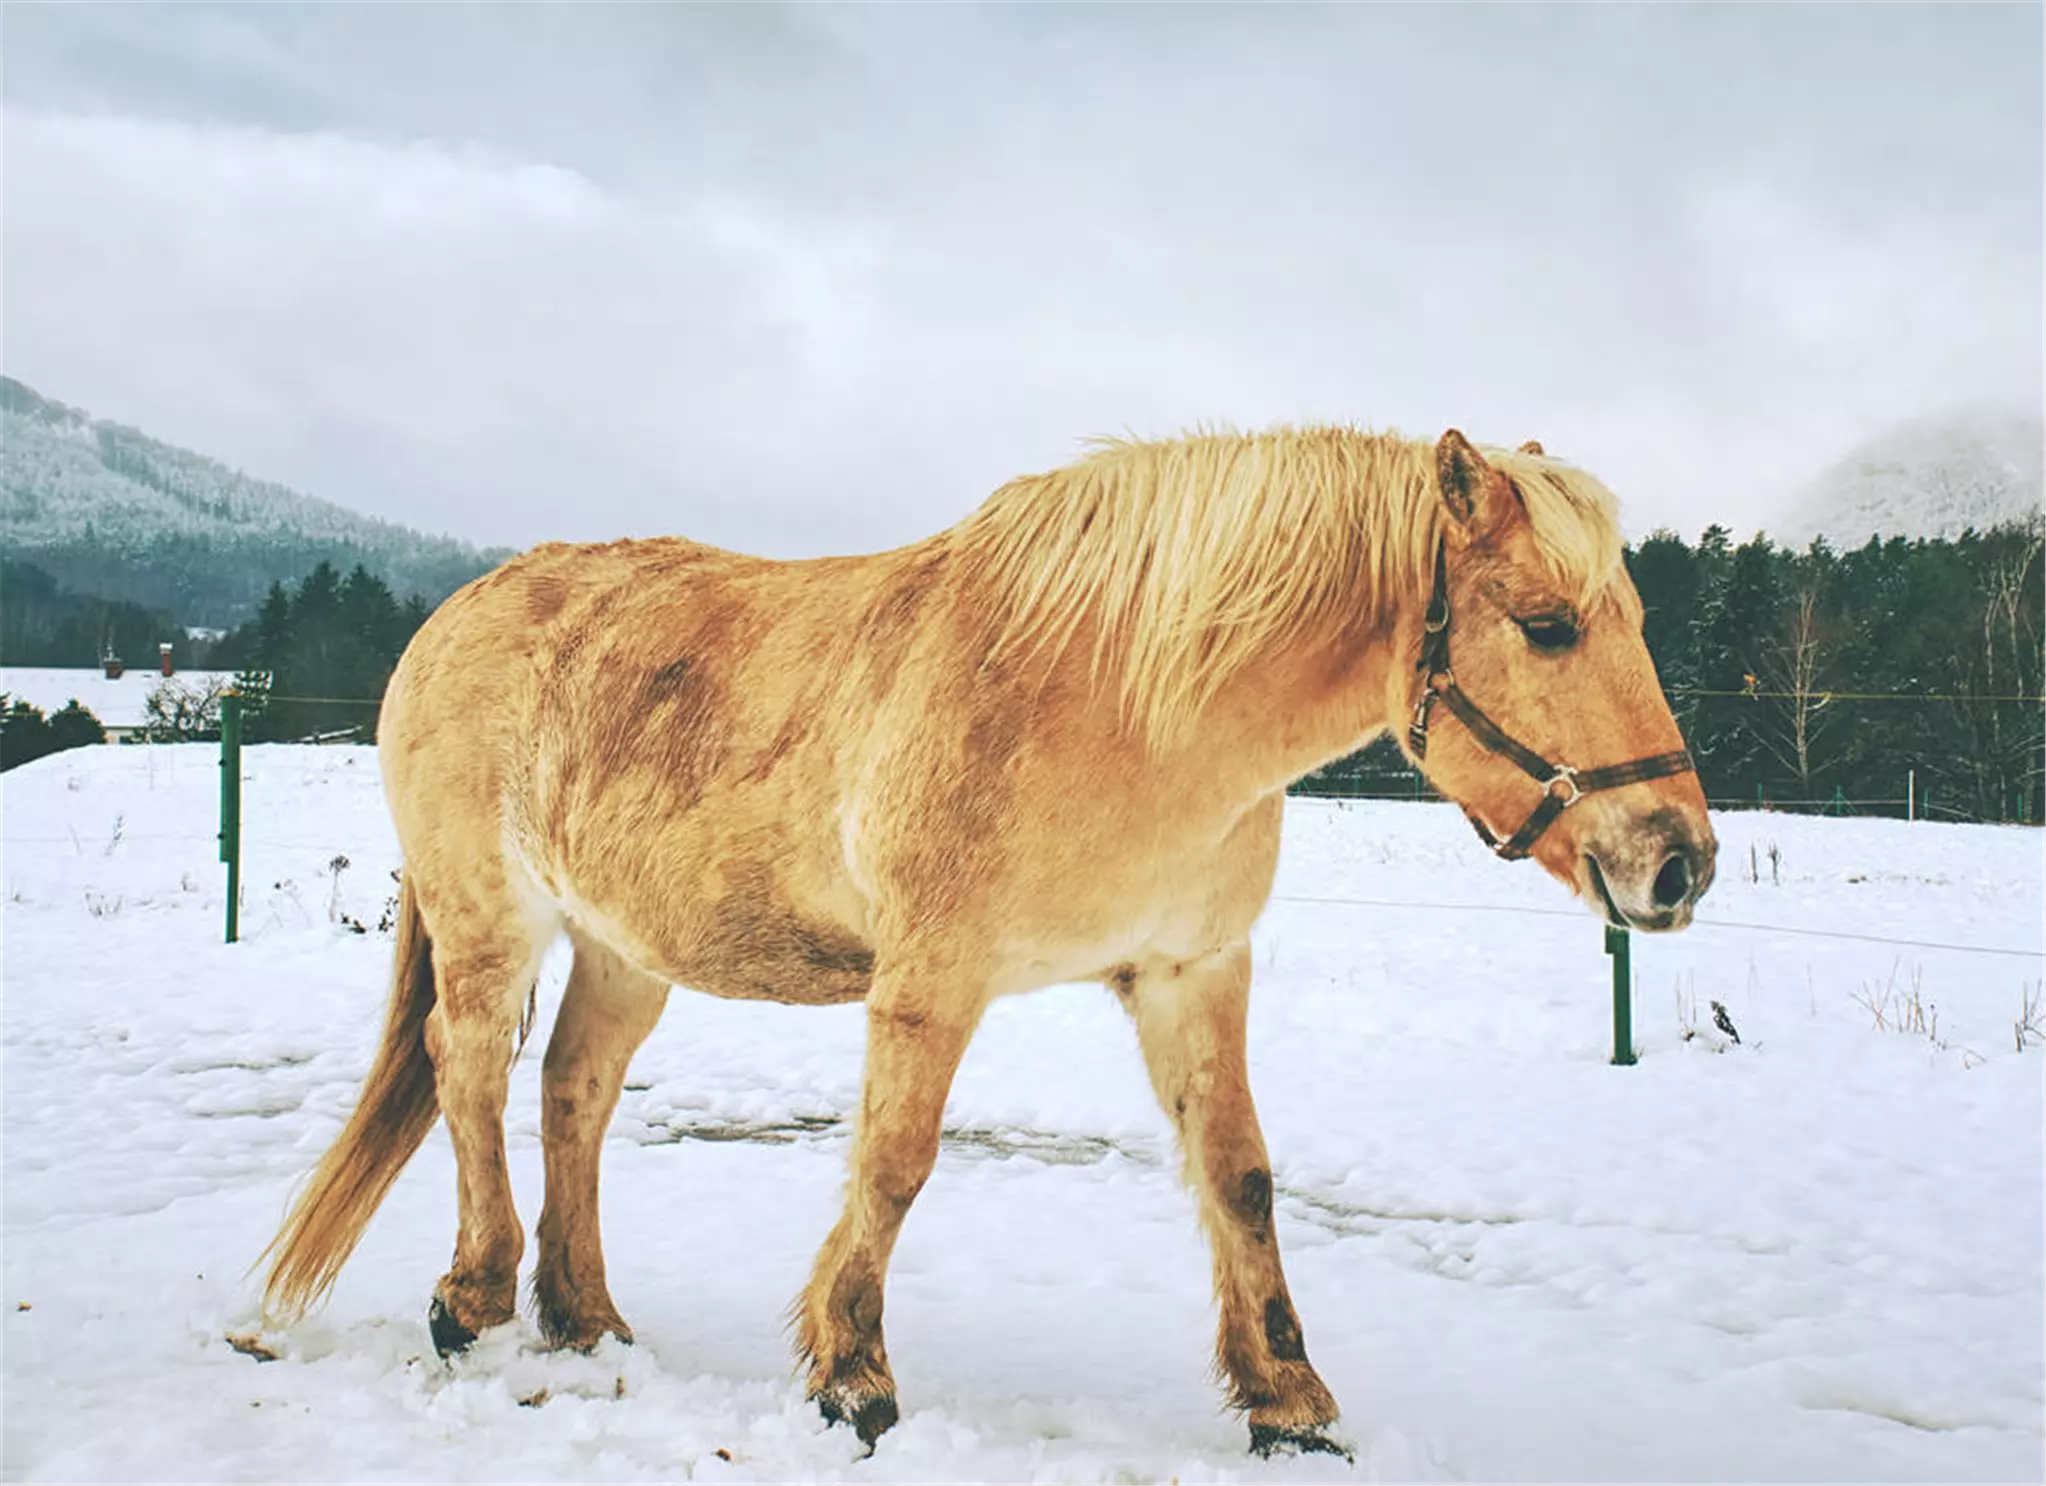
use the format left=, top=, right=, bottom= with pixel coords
left=1266, top=893, right=2042, bottom=960
left=7, top=823, right=2032, bottom=962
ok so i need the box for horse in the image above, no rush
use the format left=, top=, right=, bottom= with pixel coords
left=257, top=425, right=1715, bottom=1457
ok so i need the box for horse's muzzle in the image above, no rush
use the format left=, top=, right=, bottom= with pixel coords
left=1583, top=822, right=1715, bottom=932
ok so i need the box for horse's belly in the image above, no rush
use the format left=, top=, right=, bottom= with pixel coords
left=661, top=914, right=876, bottom=1006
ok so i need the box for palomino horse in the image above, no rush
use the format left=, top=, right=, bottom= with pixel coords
left=259, top=426, right=1714, bottom=1455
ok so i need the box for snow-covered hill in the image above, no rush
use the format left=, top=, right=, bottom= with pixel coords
left=0, top=378, right=510, bottom=624
left=1779, top=409, right=2043, bottom=549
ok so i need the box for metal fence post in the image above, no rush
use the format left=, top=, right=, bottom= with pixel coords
left=219, top=692, right=242, bottom=944
left=1605, top=924, right=1635, bottom=1065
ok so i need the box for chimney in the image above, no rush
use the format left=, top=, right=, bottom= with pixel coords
left=102, top=654, right=124, bottom=680
left=159, top=642, right=175, bottom=678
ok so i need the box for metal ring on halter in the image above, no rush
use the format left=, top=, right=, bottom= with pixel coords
left=1544, top=767, right=1581, bottom=806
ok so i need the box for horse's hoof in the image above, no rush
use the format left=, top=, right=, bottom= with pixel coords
left=556, top=1327, right=632, bottom=1354
left=428, top=1295, right=478, bottom=1358
left=817, top=1388, right=899, bottom=1451
left=537, top=1308, right=634, bottom=1353
left=1248, top=1423, right=1354, bottom=1462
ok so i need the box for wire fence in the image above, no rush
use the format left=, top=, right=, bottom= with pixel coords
left=1265, top=892, right=2042, bottom=960
left=10, top=742, right=2037, bottom=1065
left=1288, top=768, right=2039, bottom=824
left=9, top=832, right=2036, bottom=962
left=19, top=677, right=2036, bottom=823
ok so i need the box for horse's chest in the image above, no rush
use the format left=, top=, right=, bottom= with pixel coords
left=993, top=813, right=1282, bottom=989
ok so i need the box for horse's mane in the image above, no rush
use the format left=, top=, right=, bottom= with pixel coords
left=948, top=425, right=1624, bottom=747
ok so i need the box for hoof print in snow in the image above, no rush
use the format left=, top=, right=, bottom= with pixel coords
left=427, top=1296, right=478, bottom=1357
left=817, top=1390, right=898, bottom=1451
left=1248, top=1424, right=1354, bottom=1462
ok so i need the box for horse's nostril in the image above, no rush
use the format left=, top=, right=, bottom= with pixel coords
left=1651, top=850, right=1692, bottom=910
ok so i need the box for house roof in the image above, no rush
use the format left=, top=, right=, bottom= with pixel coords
left=1, top=667, right=238, bottom=731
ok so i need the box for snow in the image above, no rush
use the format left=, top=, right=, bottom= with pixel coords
left=3, top=743, right=2041, bottom=1483
left=1, top=667, right=236, bottom=733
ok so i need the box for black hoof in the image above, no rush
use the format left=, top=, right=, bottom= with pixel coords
left=1249, top=1423, right=1354, bottom=1462
left=428, top=1296, right=478, bottom=1358
left=817, top=1390, right=899, bottom=1451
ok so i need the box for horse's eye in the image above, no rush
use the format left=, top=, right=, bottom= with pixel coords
left=1517, top=616, right=1579, bottom=652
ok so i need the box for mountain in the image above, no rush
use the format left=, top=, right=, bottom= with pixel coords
left=0, top=378, right=512, bottom=626
left=1778, top=409, right=2043, bottom=549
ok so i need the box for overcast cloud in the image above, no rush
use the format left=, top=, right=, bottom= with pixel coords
left=3, top=3, right=2038, bottom=553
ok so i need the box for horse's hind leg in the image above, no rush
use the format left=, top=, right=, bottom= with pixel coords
left=1114, top=942, right=1347, bottom=1458
left=419, top=885, right=557, bottom=1356
left=532, top=931, right=669, bottom=1350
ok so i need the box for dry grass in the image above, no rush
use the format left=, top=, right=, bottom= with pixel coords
left=1853, top=959, right=1986, bottom=1068
left=2016, top=982, right=2043, bottom=1053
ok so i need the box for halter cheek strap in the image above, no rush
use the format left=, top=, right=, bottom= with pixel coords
left=1406, top=542, right=1695, bottom=861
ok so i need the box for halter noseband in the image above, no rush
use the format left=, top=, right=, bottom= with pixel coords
left=1406, top=542, right=1696, bottom=861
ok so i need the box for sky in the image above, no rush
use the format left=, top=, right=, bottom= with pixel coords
left=3, top=3, right=2039, bottom=555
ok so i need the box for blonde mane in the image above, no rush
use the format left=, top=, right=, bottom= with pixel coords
left=949, top=425, right=1625, bottom=747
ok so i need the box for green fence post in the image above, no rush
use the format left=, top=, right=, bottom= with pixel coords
left=219, top=692, right=242, bottom=944
left=1605, top=924, right=1635, bottom=1065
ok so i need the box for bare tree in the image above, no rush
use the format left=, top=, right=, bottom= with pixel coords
left=1758, top=581, right=1836, bottom=794
left=1979, top=522, right=2045, bottom=814
left=142, top=676, right=231, bottom=742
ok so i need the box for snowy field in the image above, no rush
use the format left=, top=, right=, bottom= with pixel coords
left=3, top=744, right=2041, bottom=1484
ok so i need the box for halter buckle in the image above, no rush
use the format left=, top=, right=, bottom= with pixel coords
left=1544, top=766, right=1581, bottom=807
left=1407, top=691, right=1436, bottom=757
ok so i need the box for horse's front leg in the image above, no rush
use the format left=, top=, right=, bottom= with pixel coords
left=1115, top=941, right=1347, bottom=1458
left=795, top=961, right=985, bottom=1449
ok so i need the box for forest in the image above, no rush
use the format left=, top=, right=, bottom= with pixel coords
left=209, top=563, right=434, bottom=743
left=1, top=558, right=187, bottom=671
left=1301, top=519, right=2046, bottom=823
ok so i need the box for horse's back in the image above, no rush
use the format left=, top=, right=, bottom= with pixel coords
left=380, top=535, right=944, bottom=1000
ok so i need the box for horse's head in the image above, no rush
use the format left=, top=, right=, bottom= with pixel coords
left=1397, top=430, right=1716, bottom=931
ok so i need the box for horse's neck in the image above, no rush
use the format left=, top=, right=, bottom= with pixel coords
left=1170, top=616, right=1407, bottom=798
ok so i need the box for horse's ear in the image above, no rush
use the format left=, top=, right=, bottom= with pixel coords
left=1435, top=429, right=1520, bottom=538
left=1517, top=439, right=1545, bottom=456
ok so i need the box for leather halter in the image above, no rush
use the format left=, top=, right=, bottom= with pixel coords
left=1406, top=542, right=1696, bottom=861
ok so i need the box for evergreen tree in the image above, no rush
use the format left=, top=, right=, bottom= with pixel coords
left=46, top=701, right=107, bottom=752
left=0, top=696, right=105, bottom=769
left=253, top=582, right=292, bottom=671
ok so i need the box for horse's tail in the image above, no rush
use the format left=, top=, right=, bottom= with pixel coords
left=258, top=875, right=441, bottom=1323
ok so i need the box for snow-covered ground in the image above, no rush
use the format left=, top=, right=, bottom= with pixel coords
left=3, top=744, right=2041, bottom=1483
